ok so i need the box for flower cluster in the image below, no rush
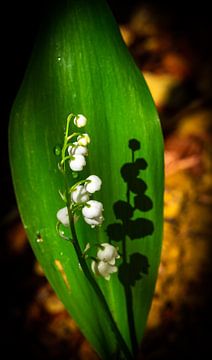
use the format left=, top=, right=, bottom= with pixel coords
left=68, top=133, right=90, bottom=172
left=91, top=243, right=120, bottom=280
left=56, top=113, right=119, bottom=280
left=57, top=175, right=104, bottom=228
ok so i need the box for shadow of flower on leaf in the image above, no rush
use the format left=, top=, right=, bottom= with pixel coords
left=106, top=138, right=153, bottom=285
left=105, top=139, right=153, bottom=354
left=118, top=253, right=149, bottom=287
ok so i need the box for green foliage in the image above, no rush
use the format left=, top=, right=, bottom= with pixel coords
left=9, top=0, right=164, bottom=358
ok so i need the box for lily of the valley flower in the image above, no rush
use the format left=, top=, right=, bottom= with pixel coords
left=68, top=142, right=88, bottom=156
left=71, top=184, right=90, bottom=203
left=82, top=200, right=104, bottom=228
left=69, top=154, right=86, bottom=171
left=56, top=207, right=69, bottom=227
left=97, top=243, right=120, bottom=265
left=83, top=215, right=104, bottom=227
left=85, top=175, right=102, bottom=193
left=91, top=260, right=118, bottom=280
left=74, top=114, right=87, bottom=128
left=91, top=243, right=119, bottom=280
left=82, top=200, right=103, bottom=218
left=77, top=133, right=90, bottom=146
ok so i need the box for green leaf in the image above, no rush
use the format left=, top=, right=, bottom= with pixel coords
left=9, top=0, right=164, bottom=358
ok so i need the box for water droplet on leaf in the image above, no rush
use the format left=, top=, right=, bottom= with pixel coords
left=36, top=231, right=43, bottom=243
left=54, top=145, right=61, bottom=156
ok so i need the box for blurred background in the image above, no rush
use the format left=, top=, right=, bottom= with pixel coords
left=1, top=0, right=212, bottom=359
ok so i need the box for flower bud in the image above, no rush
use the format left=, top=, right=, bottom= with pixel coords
left=74, top=114, right=87, bottom=128
left=77, top=133, right=90, bottom=146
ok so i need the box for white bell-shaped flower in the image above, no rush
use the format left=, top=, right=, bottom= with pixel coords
left=56, top=207, right=69, bottom=227
left=71, top=185, right=90, bottom=203
left=74, top=114, right=87, bottom=128
left=77, top=133, right=90, bottom=146
left=69, top=154, right=86, bottom=171
left=91, top=260, right=118, bottom=280
left=82, top=200, right=103, bottom=219
left=85, top=175, right=102, bottom=193
left=97, top=243, right=120, bottom=265
left=83, top=215, right=104, bottom=228
left=68, top=142, right=88, bottom=156
left=82, top=200, right=104, bottom=228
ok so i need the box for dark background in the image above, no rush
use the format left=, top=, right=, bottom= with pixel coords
left=1, top=1, right=212, bottom=359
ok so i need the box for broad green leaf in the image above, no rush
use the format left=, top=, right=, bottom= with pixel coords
left=9, top=0, right=164, bottom=358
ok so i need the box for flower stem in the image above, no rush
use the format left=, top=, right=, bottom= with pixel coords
left=60, top=114, right=133, bottom=359
left=68, top=212, right=133, bottom=359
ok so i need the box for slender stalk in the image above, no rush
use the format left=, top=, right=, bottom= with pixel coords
left=69, top=216, right=133, bottom=360
left=60, top=115, right=133, bottom=359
